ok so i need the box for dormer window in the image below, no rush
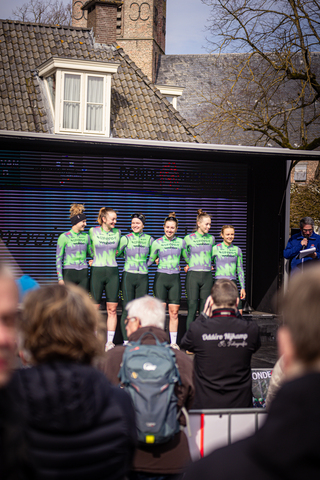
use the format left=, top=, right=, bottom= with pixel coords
left=38, top=58, right=119, bottom=136
left=155, top=85, right=184, bottom=110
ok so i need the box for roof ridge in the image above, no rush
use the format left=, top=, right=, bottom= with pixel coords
left=0, top=18, right=90, bottom=31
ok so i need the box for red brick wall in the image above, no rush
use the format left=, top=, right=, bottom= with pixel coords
left=88, top=3, right=118, bottom=44
left=71, top=0, right=166, bottom=82
left=291, top=161, right=319, bottom=185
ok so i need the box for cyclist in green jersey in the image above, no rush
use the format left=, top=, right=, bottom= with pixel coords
left=118, top=213, right=154, bottom=340
left=148, top=212, right=188, bottom=345
left=56, top=204, right=91, bottom=291
left=184, top=209, right=215, bottom=330
left=89, top=207, right=120, bottom=349
left=212, top=225, right=246, bottom=314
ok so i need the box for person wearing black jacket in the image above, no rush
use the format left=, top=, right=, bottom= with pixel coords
left=0, top=264, right=34, bottom=480
left=180, top=279, right=260, bottom=409
left=15, top=283, right=136, bottom=480
left=184, top=265, right=320, bottom=480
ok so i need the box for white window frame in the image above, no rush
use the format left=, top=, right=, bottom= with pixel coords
left=38, top=58, right=119, bottom=137
left=155, top=84, right=184, bottom=110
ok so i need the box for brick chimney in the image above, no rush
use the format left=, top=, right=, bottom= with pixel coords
left=72, top=0, right=166, bottom=82
left=78, top=0, right=122, bottom=44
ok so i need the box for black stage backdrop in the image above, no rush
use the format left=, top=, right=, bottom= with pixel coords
left=0, top=149, right=247, bottom=300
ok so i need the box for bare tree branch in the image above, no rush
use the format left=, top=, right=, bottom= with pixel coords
left=12, top=0, right=72, bottom=26
left=200, top=0, right=320, bottom=149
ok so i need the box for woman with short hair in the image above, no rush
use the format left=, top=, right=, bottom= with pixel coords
left=212, top=224, right=246, bottom=314
left=56, top=203, right=91, bottom=290
left=15, top=283, right=136, bottom=480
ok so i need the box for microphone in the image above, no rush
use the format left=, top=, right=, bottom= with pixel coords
left=302, top=244, right=306, bottom=250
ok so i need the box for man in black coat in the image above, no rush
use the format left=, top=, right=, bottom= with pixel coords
left=184, top=265, right=320, bottom=480
left=180, top=279, right=260, bottom=409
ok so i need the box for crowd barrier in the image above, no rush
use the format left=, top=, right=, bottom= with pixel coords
left=186, top=408, right=267, bottom=460
left=185, top=368, right=272, bottom=459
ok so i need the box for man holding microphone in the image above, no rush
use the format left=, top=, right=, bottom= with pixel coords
left=283, top=217, right=320, bottom=272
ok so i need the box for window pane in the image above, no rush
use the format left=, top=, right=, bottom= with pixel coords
left=87, top=76, right=103, bottom=103
left=63, top=74, right=80, bottom=129
left=86, top=76, right=104, bottom=131
left=64, top=74, right=80, bottom=101
left=86, top=104, right=102, bottom=131
left=63, top=103, right=80, bottom=129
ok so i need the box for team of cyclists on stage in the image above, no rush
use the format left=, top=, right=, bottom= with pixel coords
left=56, top=204, right=246, bottom=347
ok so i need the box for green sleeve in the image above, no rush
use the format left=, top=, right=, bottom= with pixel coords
left=148, top=241, right=159, bottom=266
left=237, top=248, right=245, bottom=289
left=211, top=245, right=217, bottom=260
left=117, top=236, right=128, bottom=257
left=56, top=234, right=67, bottom=281
left=182, top=237, right=189, bottom=265
left=181, top=238, right=189, bottom=264
left=87, top=239, right=93, bottom=257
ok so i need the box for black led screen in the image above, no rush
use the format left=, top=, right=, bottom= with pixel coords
left=0, top=149, right=248, bottom=298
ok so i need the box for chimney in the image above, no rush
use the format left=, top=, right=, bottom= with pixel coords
left=79, top=0, right=123, bottom=44
left=72, top=0, right=167, bottom=83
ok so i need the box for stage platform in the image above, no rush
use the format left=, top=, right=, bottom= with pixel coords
left=244, top=311, right=280, bottom=369
left=101, top=308, right=280, bottom=369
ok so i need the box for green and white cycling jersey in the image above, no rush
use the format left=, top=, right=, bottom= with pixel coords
left=212, top=242, right=245, bottom=289
left=147, top=236, right=187, bottom=274
left=56, top=230, right=91, bottom=281
left=89, top=226, right=121, bottom=267
left=118, top=232, right=154, bottom=274
left=184, top=231, right=215, bottom=271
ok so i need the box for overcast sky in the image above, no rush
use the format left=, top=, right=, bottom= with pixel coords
left=0, top=0, right=212, bottom=54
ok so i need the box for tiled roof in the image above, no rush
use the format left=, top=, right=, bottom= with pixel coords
left=0, top=20, right=202, bottom=142
left=156, top=53, right=320, bottom=147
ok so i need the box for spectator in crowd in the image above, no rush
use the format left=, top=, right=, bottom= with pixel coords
left=15, top=283, right=136, bottom=480
left=180, top=279, right=260, bottom=409
left=101, top=295, right=194, bottom=480
left=0, top=264, right=33, bottom=479
left=265, top=355, right=285, bottom=410
left=283, top=216, right=320, bottom=272
left=184, top=265, right=320, bottom=480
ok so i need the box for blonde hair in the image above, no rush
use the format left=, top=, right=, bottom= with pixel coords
left=21, top=283, right=103, bottom=364
left=221, top=225, right=235, bottom=236
left=164, top=212, right=178, bottom=226
left=97, top=207, right=116, bottom=226
left=194, top=209, right=211, bottom=231
left=69, top=203, right=85, bottom=218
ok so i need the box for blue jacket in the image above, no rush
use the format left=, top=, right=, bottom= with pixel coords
left=283, top=231, right=320, bottom=271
